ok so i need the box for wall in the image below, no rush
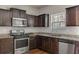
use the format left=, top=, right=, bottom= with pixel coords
left=0, top=5, right=79, bottom=35
left=38, top=5, right=73, bottom=14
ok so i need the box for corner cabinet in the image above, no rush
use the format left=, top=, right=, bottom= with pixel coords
left=66, top=6, right=79, bottom=26
left=37, top=14, right=49, bottom=27
left=29, top=36, right=37, bottom=50
left=27, top=14, right=49, bottom=27
left=26, top=14, right=36, bottom=27
left=34, top=35, right=59, bottom=54
left=30, top=35, right=59, bottom=54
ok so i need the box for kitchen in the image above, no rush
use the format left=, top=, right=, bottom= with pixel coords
left=0, top=5, right=79, bottom=54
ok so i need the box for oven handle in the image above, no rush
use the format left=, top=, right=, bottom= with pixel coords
left=15, top=38, right=29, bottom=40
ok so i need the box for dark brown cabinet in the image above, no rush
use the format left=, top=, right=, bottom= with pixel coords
left=66, top=6, right=79, bottom=26
left=27, top=14, right=49, bottom=27
left=27, top=14, right=36, bottom=27
left=10, top=8, right=26, bottom=19
left=37, top=14, right=49, bottom=27
left=0, top=9, right=11, bottom=26
left=36, top=36, right=59, bottom=54
left=30, top=35, right=59, bottom=54
left=0, top=38, right=13, bottom=54
left=29, top=36, right=37, bottom=50
left=0, top=8, right=49, bottom=27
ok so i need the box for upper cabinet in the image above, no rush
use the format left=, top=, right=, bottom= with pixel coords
left=66, top=6, right=79, bottom=26
left=0, top=9, right=11, bottom=26
left=27, top=14, right=36, bottom=27
left=27, top=14, right=49, bottom=27
left=37, top=14, right=49, bottom=27
left=0, top=8, right=49, bottom=27
left=10, top=8, right=27, bottom=27
left=10, top=8, right=26, bottom=19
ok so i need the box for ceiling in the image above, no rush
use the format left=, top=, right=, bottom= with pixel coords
left=28, top=5, right=48, bottom=9
left=28, top=5, right=76, bottom=9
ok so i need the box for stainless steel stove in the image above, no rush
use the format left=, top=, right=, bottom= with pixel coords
left=10, top=29, right=29, bottom=54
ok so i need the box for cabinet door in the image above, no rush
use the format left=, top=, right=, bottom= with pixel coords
left=0, top=9, right=11, bottom=26
left=37, top=15, right=42, bottom=27
left=2, top=10, right=11, bottom=26
left=41, top=37, right=59, bottom=54
left=11, top=8, right=26, bottom=19
left=75, top=6, right=79, bottom=26
left=0, top=38, right=13, bottom=54
left=27, top=14, right=35, bottom=27
left=49, top=38, right=59, bottom=54
left=41, top=14, right=45, bottom=27
left=66, top=7, right=76, bottom=26
left=37, top=15, right=45, bottom=27
left=20, top=10, right=26, bottom=19
left=11, top=8, right=20, bottom=18
left=41, top=37, right=50, bottom=51
left=0, top=10, right=3, bottom=26
left=29, top=36, right=37, bottom=50
left=36, top=36, right=43, bottom=49
left=37, top=14, right=49, bottom=27
left=34, top=16, right=39, bottom=27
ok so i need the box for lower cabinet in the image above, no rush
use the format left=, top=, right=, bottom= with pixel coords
left=38, top=36, right=59, bottom=54
left=29, top=36, right=37, bottom=50
left=0, top=38, right=13, bottom=54
left=29, top=35, right=79, bottom=54
left=29, top=35, right=59, bottom=54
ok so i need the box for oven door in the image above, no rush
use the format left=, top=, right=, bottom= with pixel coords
left=14, top=38, right=29, bottom=54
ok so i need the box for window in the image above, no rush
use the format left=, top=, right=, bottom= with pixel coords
left=51, top=12, right=66, bottom=29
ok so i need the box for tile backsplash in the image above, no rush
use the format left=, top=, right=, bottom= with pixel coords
left=0, top=26, right=79, bottom=35
left=0, top=27, right=49, bottom=34
left=51, top=26, right=79, bottom=35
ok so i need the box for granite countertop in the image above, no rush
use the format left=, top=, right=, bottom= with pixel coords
left=28, top=32, right=79, bottom=42
left=0, top=32, right=79, bottom=41
left=0, top=34, right=13, bottom=39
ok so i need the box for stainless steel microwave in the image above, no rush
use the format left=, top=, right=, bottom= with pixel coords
left=12, top=18, right=27, bottom=27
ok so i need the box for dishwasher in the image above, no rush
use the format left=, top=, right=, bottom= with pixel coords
left=59, top=39, right=75, bottom=54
